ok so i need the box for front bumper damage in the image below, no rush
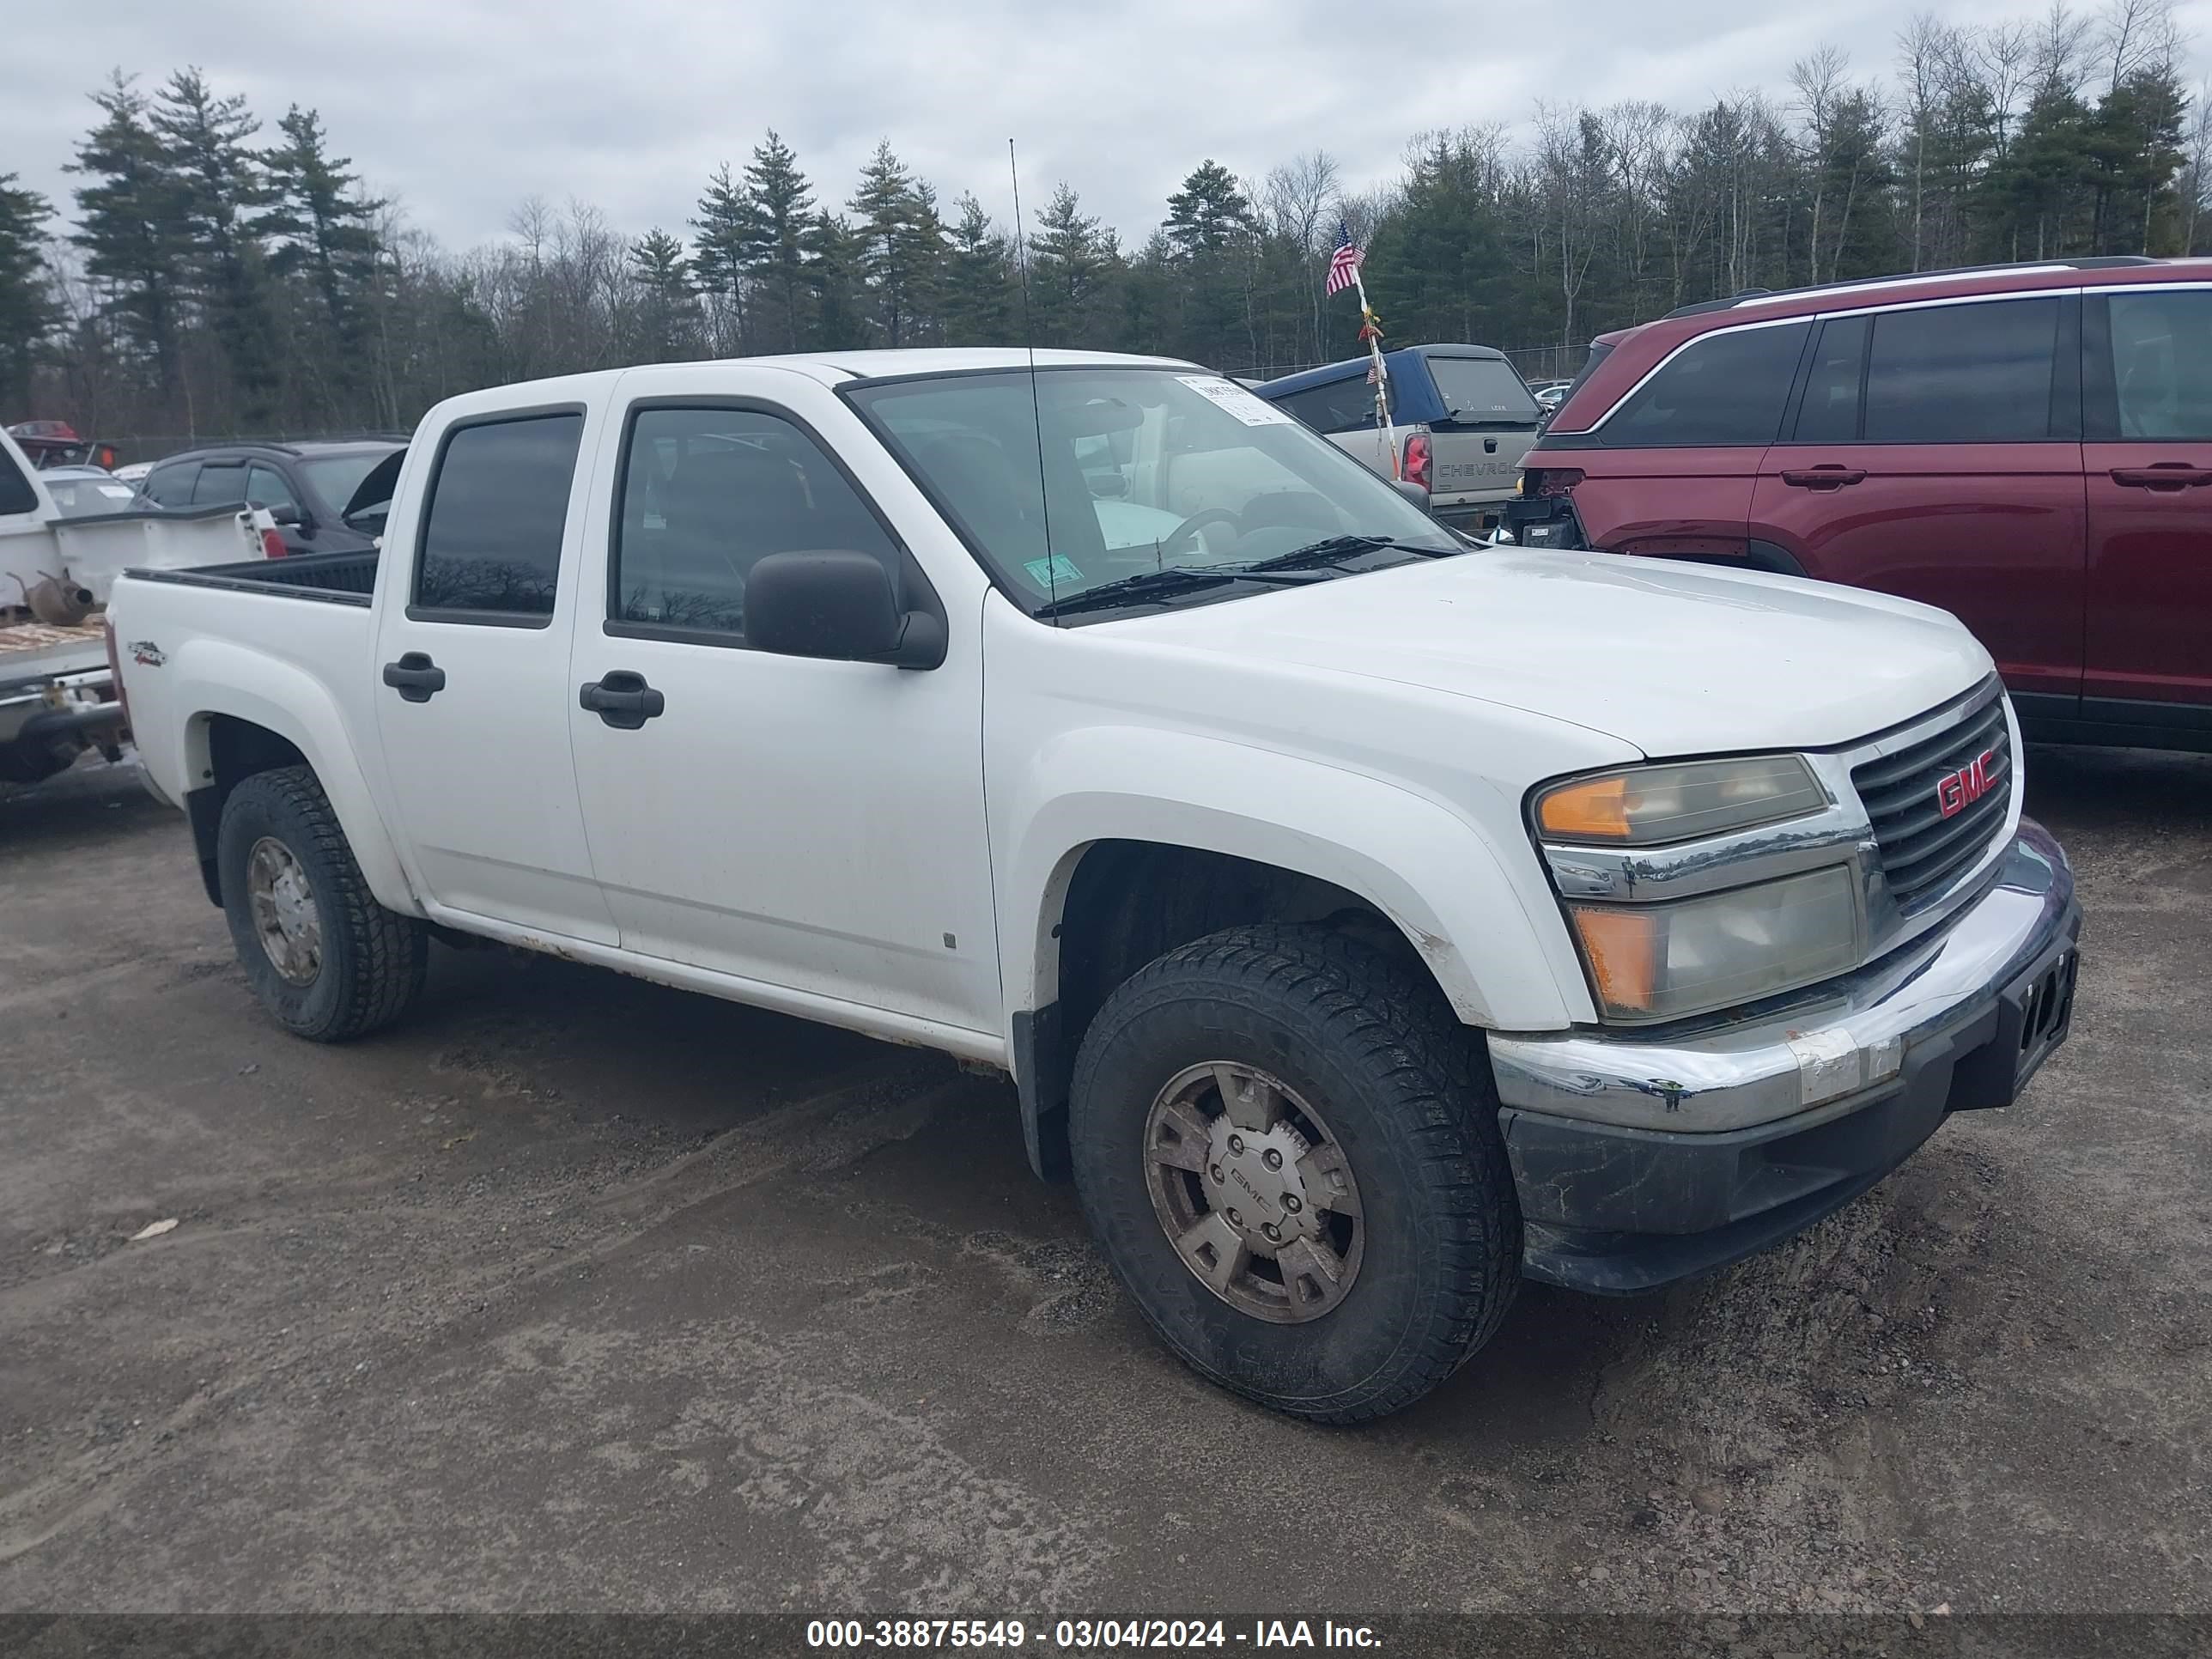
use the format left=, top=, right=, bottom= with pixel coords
left=1486, top=821, right=2080, bottom=1294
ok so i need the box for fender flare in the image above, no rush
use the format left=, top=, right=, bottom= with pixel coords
left=1000, top=727, right=1579, bottom=1038
left=161, top=638, right=418, bottom=915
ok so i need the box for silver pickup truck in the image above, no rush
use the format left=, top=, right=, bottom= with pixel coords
left=1251, top=344, right=1543, bottom=534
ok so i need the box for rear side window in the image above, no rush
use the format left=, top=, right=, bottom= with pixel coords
left=611, top=406, right=900, bottom=638
left=1272, top=375, right=1381, bottom=435
left=1425, top=356, right=1538, bottom=422
left=1599, top=322, right=1808, bottom=447
left=1863, top=297, right=2058, bottom=442
left=143, top=463, right=198, bottom=507
left=192, top=462, right=247, bottom=505
left=1793, top=316, right=1869, bottom=442
left=2106, top=289, right=2212, bottom=439
left=414, top=413, right=584, bottom=620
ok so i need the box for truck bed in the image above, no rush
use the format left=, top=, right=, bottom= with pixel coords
left=120, top=549, right=380, bottom=606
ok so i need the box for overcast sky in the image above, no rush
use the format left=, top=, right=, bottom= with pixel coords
left=9, top=0, right=2212, bottom=254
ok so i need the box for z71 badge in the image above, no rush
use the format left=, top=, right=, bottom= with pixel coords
left=127, top=640, right=166, bottom=667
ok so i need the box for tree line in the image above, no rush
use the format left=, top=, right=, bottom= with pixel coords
left=2, top=0, right=2209, bottom=452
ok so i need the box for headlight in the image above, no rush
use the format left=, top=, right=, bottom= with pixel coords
left=1536, top=756, right=1829, bottom=845
left=1566, top=866, right=1860, bottom=1023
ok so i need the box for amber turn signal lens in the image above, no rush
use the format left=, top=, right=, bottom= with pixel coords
left=1537, top=774, right=1632, bottom=839
left=1569, top=907, right=1657, bottom=1013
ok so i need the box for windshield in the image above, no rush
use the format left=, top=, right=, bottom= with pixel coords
left=845, top=367, right=1461, bottom=617
left=1425, top=356, right=1539, bottom=423
left=301, top=451, right=397, bottom=515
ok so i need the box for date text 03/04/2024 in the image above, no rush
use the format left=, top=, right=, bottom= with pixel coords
left=804, top=1619, right=1383, bottom=1649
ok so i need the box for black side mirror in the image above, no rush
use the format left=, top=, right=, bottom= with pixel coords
left=746, top=550, right=946, bottom=670
left=1390, top=477, right=1432, bottom=514
left=268, top=503, right=305, bottom=527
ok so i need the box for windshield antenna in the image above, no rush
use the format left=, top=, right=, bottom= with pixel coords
left=1008, top=138, right=1058, bottom=622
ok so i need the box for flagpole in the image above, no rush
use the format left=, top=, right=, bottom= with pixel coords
left=1348, top=267, right=1395, bottom=479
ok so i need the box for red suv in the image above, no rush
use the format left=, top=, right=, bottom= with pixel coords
left=1515, top=256, right=2212, bottom=751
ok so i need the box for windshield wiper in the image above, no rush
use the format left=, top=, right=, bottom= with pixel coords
left=1237, top=534, right=1463, bottom=574
left=1032, top=563, right=1329, bottom=619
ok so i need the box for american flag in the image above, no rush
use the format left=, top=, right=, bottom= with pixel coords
left=1325, top=222, right=1363, bottom=295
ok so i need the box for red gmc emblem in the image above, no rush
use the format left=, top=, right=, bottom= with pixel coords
left=1936, top=749, right=2000, bottom=818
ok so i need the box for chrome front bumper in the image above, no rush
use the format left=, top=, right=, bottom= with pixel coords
left=1489, top=821, right=2078, bottom=1135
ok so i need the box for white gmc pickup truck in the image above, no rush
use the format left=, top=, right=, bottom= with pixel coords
left=107, top=349, right=2081, bottom=1422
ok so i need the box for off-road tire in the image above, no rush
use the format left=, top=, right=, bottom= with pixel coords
left=1070, top=923, right=1522, bottom=1424
left=217, top=764, right=428, bottom=1041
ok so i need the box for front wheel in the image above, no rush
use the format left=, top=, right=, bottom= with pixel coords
left=217, top=765, right=428, bottom=1041
left=1069, top=924, right=1521, bottom=1423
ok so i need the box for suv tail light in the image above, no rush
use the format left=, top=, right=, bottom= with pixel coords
left=260, top=526, right=287, bottom=559
left=1402, top=433, right=1432, bottom=489
left=1528, top=466, right=1584, bottom=499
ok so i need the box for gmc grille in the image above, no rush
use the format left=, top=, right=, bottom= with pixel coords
left=1851, top=694, right=2013, bottom=915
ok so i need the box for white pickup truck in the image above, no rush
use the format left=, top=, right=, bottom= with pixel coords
left=107, top=349, right=2081, bottom=1422
left=2, top=426, right=276, bottom=787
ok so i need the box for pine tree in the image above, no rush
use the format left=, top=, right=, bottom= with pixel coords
left=689, top=161, right=750, bottom=347
left=69, top=72, right=191, bottom=398
left=0, top=175, right=59, bottom=410
left=153, top=68, right=276, bottom=415
left=1029, top=184, right=1120, bottom=347
left=805, top=211, right=866, bottom=349
left=1164, top=159, right=1256, bottom=256
left=742, top=131, right=816, bottom=350
left=939, top=193, right=1016, bottom=345
left=628, top=228, right=699, bottom=360
left=259, top=105, right=386, bottom=384
left=850, top=142, right=946, bottom=346
left=1163, top=159, right=1258, bottom=365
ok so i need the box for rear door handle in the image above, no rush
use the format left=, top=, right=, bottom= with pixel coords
left=1780, top=466, right=1868, bottom=489
left=2109, top=464, right=2212, bottom=490
left=381, top=652, right=446, bottom=702
left=579, top=670, right=665, bottom=730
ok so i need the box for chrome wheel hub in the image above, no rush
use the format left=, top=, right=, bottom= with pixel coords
left=1142, top=1061, right=1364, bottom=1324
left=246, top=836, right=321, bottom=986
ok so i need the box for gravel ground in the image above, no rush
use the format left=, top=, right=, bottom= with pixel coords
left=1, top=744, right=2206, bottom=1620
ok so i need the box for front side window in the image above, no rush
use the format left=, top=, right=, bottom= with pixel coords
left=2107, top=289, right=2212, bottom=439
left=191, top=462, right=246, bottom=506
left=611, top=407, right=901, bottom=637
left=143, top=464, right=198, bottom=507
left=413, top=413, right=583, bottom=619
left=1863, top=297, right=2058, bottom=442
left=1600, top=322, right=1809, bottom=447
left=847, top=367, right=1457, bottom=617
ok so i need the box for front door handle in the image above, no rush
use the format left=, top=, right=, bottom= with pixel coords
left=1780, top=466, right=1868, bottom=489
left=381, top=652, right=446, bottom=702
left=2109, top=464, right=2212, bottom=490
left=579, top=670, right=665, bottom=730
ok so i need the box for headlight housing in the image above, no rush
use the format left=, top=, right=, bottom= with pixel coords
left=1534, top=754, right=1862, bottom=1024
left=1536, top=755, right=1829, bottom=845
left=1565, top=866, right=1862, bottom=1023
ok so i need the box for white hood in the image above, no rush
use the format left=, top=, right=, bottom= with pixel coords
left=1113, top=548, right=1995, bottom=756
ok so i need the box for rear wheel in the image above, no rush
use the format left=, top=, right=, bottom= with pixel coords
left=1069, top=924, right=1521, bottom=1423
left=217, top=765, right=427, bottom=1041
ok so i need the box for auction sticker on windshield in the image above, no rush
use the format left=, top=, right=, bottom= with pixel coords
left=1176, top=375, right=1296, bottom=426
